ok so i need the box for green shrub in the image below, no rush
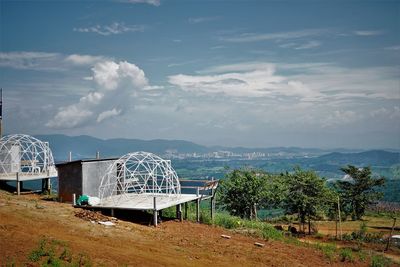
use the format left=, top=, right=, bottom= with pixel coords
left=370, top=255, right=392, bottom=267
left=339, top=248, right=354, bottom=262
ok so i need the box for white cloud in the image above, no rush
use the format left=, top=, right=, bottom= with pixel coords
left=322, top=110, right=361, bottom=127
left=188, top=16, right=220, bottom=24
left=65, top=54, right=106, bottom=65
left=384, top=45, right=400, bottom=50
left=169, top=63, right=317, bottom=98
left=295, top=40, right=321, bottom=50
left=169, top=61, right=399, bottom=102
left=121, top=0, right=160, bottom=6
left=97, top=108, right=122, bottom=122
left=47, top=60, right=151, bottom=129
left=354, top=30, right=384, bottom=36
left=74, top=22, right=145, bottom=36
left=220, top=29, right=325, bottom=43
left=0, top=51, right=61, bottom=70
left=91, top=60, right=148, bottom=90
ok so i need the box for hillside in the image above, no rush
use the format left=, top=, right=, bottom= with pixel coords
left=0, top=190, right=360, bottom=267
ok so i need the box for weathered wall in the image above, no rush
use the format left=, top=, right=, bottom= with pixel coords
left=82, top=160, right=115, bottom=198
left=57, top=161, right=82, bottom=203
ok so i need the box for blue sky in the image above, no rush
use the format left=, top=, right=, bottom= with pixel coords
left=0, top=0, right=399, bottom=148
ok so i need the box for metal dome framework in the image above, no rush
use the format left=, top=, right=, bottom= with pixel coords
left=0, top=134, right=57, bottom=179
left=99, top=151, right=181, bottom=206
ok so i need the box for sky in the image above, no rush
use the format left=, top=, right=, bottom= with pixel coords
left=0, top=0, right=399, bottom=149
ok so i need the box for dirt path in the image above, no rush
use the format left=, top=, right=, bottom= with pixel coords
left=0, top=191, right=368, bottom=266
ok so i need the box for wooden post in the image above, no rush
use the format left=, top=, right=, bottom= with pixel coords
left=16, top=172, right=20, bottom=196
left=385, top=217, right=397, bottom=251
left=153, top=197, right=157, bottom=227
left=184, top=202, right=188, bottom=220
left=338, top=196, right=342, bottom=241
left=72, top=193, right=76, bottom=206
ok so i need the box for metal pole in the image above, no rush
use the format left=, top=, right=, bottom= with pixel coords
left=153, top=197, right=158, bottom=227
left=68, top=151, right=72, bottom=162
left=184, top=202, right=188, bottom=220
left=16, top=172, right=20, bottom=196
left=72, top=193, right=76, bottom=206
left=96, top=151, right=100, bottom=159
left=196, top=199, right=200, bottom=223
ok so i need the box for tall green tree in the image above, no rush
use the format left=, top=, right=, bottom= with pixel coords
left=282, top=167, right=333, bottom=233
left=219, top=169, right=277, bottom=219
left=336, top=165, right=385, bottom=220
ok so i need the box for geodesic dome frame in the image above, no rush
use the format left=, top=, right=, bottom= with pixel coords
left=0, top=134, right=56, bottom=176
left=99, top=152, right=181, bottom=205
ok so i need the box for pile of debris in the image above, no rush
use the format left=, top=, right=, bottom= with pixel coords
left=75, top=209, right=117, bottom=226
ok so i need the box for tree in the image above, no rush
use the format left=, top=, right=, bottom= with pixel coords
left=336, top=165, right=385, bottom=220
left=282, top=167, right=332, bottom=234
left=219, top=169, right=273, bottom=219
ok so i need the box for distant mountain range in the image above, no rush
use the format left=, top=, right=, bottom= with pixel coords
left=35, top=135, right=400, bottom=167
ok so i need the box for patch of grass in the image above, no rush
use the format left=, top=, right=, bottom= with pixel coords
left=28, top=238, right=47, bottom=262
left=314, top=242, right=337, bottom=261
left=27, top=237, right=92, bottom=267
left=370, top=254, right=392, bottom=267
left=357, top=250, right=368, bottom=262
left=5, top=257, right=16, bottom=267
left=339, top=248, right=354, bottom=262
left=314, top=233, right=324, bottom=239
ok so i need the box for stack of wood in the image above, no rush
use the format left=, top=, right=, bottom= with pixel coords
left=74, top=209, right=116, bottom=223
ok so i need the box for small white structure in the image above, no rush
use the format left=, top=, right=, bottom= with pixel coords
left=98, top=152, right=182, bottom=207
left=0, top=134, right=57, bottom=194
left=96, top=152, right=217, bottom=226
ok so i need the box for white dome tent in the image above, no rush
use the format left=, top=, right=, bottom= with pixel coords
left=95, top=151, right=219, bottom=226
left=0, top=134, right=57, bottom=194
left=98, top=151, right=181, bottom=206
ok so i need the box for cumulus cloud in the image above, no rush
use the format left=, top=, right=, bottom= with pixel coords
left=46, top=60, right=150, bottom=129
left=74, top=22, right=145, bottom=36
left=97, top=108, right=122, bottom=122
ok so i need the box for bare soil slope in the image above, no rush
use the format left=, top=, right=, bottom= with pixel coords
left=0, top=191, right=367, bottom=266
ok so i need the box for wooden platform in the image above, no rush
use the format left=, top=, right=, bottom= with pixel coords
left=0, top=170, right=58, bottom=181
left=94, top=193, right=205, bottom=211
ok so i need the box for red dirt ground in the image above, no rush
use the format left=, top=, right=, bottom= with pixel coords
left=0, top=190, right=384, bottom=266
